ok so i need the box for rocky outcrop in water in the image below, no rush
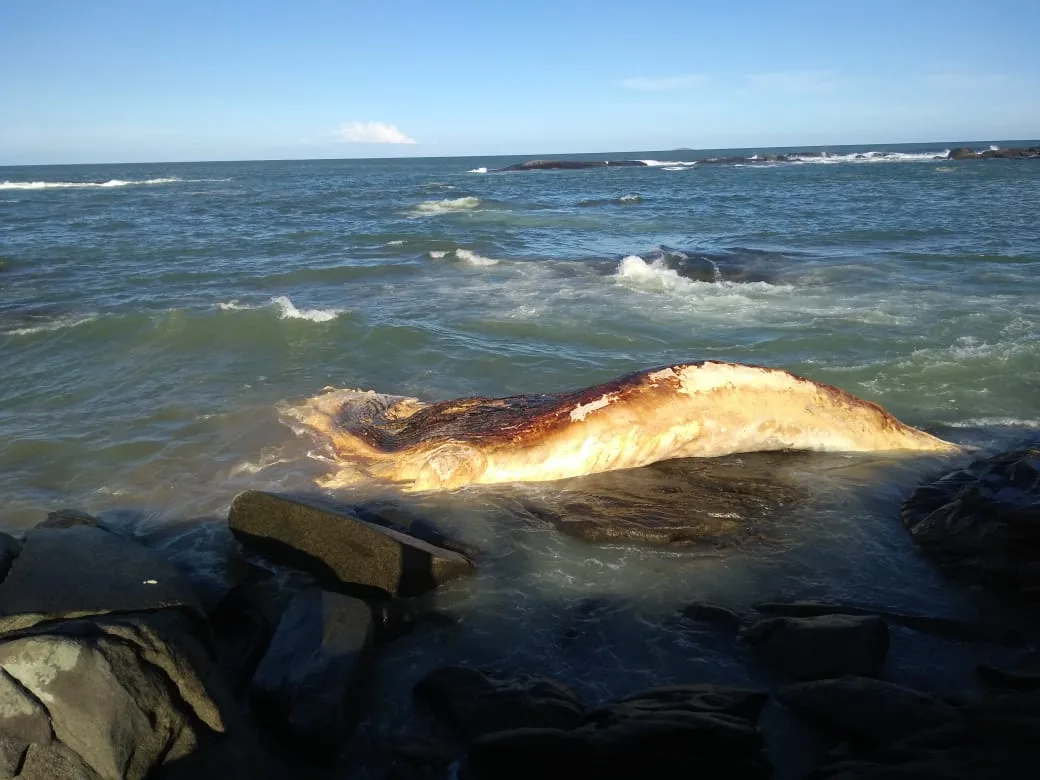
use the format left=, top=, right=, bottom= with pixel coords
left=948, top=146, right=1040, bottom=160
left=741, top=614, right=890, bottom=680
left=901, top=447, right=1040, bottom=599
left=494, top=159, right=648, bottom=172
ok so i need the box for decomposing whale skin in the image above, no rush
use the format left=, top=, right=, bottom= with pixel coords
left=294, top=362, right=961, bottom=491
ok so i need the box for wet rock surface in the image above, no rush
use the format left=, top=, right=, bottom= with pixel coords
left=228, top=490, right=476, bottom=598
left=514, top=452, right=804, bottom=545
left=742, top=614, right=890, bottom=680
left=251, top=586, right=376, bottom=764
left=902, top=447, right=1040, bottom=598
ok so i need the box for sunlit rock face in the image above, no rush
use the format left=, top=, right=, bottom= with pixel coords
left=292, top=362, right=960, bottom=492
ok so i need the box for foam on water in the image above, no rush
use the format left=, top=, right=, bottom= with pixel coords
left=428, top=250, right=449, bottom=259
left=0, top=177, right=184, bottom=190
left=2, top=313, right=100, bottom=336
left=468, top=167, right=488, bottom=174
left=638, top=160, right=698, bottom=168
left=217, top=297, right=342, bottom=322
left=454, top=249, right=499, bottom=266
left=412, top=196, right=482, bottom=215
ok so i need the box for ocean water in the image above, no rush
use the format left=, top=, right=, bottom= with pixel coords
left=3, top=143, right=1039, bottom=770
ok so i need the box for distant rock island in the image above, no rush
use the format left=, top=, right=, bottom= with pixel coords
left=946, top=146, right=1040, bottom=160
left=495, top=159, right=648, bottom=171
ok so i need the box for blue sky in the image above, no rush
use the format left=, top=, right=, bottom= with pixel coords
left=2, top=0, right=1038, bottom=164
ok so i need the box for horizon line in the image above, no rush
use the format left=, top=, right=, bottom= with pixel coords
left=3, top=138, right=1038, bottom=168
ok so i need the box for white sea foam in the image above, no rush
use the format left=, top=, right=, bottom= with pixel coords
left=638, top=160, right=698, bottom=168
left=413, top=196, right=482, bottom=215
left=455, top=249, right=499, bottom=266
left=619, top=194, right=642, bottom=202
left=3, top=313, right=99, bottom=336
left=271, top=296, right=340, bottom=322
left=0, top=177, right=183, bottom=190
left=662, top=166, right=691, bottom=171
left=429, top=250, right=449, bottom=259
left=616, top=255, right=690, bottom=289
left=217, top=300, right=252, bottom=310
left=468, top=167, right=488, bottom=174
left=784, top=151, right=947, bottom=165
left=946, top=417, right=1040, bottom=428
left=385, top=240, right=405, bottom=246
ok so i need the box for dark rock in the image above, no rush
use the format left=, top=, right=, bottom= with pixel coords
left=679, top=602, right=743, bottom=631
left=0, top=526, right=201, bottom=634
left=753, top=600, right=1021, bottom=643
left=250, top=586, right=375, bottom=761
left=0, top=610, right=264, bottom=780
left=413, top=667, right=584, bottom=742
left=37, top=508, right=101, bottom=530
left=0, top=526, right=270, bottom=779
left=228, top=491, right=476, bottom=598
left=466, top=683, right=771, bottom=780
left=494, top=159, right=647, bottom=172
left=777, top=676, right=962, bottom=745
left=742, top=614, right=889, bottom=680
left=0, top=532, right=20, bottom=583
left=977, top=664, right=1040, bottom=691
left=516, top=451, right=803, bottom=545
left=901, top=447, right=1040, bottom=598
left=205, top=567, right=281, bottom=698
left=948, top=147, right=981, bottom=160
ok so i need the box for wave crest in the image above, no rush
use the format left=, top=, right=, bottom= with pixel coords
left=413, top=196, right=481, bottom=215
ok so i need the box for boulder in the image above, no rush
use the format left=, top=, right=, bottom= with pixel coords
left=753, top=601, right=1020, bottom=643
left=948, top=147, right=981, bottom=160
left=901, top=448, right=1040, bottom=598
left=413, top=667, right=584, bottom=742
left=678, top=602, right=743, bottom=632
left=0, top=533, right=20, bottom=584
left=0, top=526, right=266, bottom=779
left=777, top=676, right=962, bottom=745
left=465, top=683, right=771, bottom=780
left=228, top=491, right=476, bottom=598
left=0, top=526, right=201, bottom=634
left=741, top=614, right=889, bottom=680
left=250, top=586, right=375, bottom=763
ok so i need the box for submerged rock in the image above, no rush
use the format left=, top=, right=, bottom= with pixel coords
left=414, top=667, right=585, bottom=742
left=250, top=586, right=375, bottom=763
left=228, top=491, right=476, bottom=598
left=515, top=451, right=805, bottom=545
left=37, top=507, right=102, bottom=530
left=901, top=447, right=1040, bottom=598
left=742, top=614, right=889, bottom=680
left=777, top=676, right=962, bottom=745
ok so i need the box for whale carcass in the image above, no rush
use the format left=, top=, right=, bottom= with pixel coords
left=293, top=362, right=960, bottom=491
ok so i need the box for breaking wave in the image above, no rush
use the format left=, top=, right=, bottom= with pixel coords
left=412, top=196, right=482, bottom=215
left=0, top=177, right=184, bottom=190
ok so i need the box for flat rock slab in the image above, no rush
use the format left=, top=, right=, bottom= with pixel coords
left=228, top=491, right=475, bottom=598
left=0, top=526, right=199, bottom=634
left=514, top=452, right=804, bottom=546
left=742, top=614, right=889, bottom=680
left=777, top=676, right=962, bottom=745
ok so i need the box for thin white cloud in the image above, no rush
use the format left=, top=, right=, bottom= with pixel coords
left=744, top=70, right=837, bottom=95
left=620, top=74, right=709, bottom=92
left=336, top=121, right=417, bottom=144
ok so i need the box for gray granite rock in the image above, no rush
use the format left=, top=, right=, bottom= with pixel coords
left=250, top=586, right=375, bottom=762
left=228, top=491, right=476, bottom=597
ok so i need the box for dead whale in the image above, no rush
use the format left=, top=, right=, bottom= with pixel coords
left=293, top=362, right=961, bottom=492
